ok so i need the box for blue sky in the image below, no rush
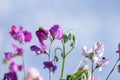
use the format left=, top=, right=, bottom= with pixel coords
left=1, top=0, right=120, bottom=80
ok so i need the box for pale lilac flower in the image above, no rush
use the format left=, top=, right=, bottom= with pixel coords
left=9, top=62, right=22, bottom=72
left=43, top=61, right=57, bottom=73
left=93, top=77, right=101, bottom=80
left=93, top=42, right=104, bottom=57
left=96, top=58, right=109, bottom=71
left=49, top=24, right=63, bottom=40
left=116, top=43, right=120, bottom=53
left=4, top=71, right=17, bottom=80
left=10, top=25, right=32, bottom=43
left=81, top=46, right=93, bottom=57
left=26, top=68, right=43, bottom=80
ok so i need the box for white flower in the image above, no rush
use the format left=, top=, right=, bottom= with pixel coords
left=93, top=42, right=104, bottom=57
left=26, top=67, right=43, bottom=80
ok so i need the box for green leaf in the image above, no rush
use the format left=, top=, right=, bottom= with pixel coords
left=68, top=32, right=72, bottom=40
left=54, top=55, right=59, bottom=62
left=72, top=34, right=76, bottom=44
left=63, top=34, right=68, bottom=44
left=66, top=70, right=89, bottom=80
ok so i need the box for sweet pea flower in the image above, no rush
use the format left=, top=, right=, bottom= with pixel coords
left=116, top=43, right=120, bottom=53
left=26, top=68, right=43, bottom=80
left=10, top=25, right=32, bottom=43
left=43, top=61, right=57, bottom=73
left=9, top=62, right=22, bottom=72
left=36, top=27, right=49, bottom=50
left=82, top=46, right=93, bottom=57
left=96, top=58, right=109, bottom=71
left=4, top=52, right=14, bottom=60
left=12, top=44, right=23, bottom=56
left=49, top=24, right=63, bottom=40
left=93, top=42, right=104, bottom=57
left=4, top=71, right=17, bottom=80
left=30, top=45, right=47, bottom=55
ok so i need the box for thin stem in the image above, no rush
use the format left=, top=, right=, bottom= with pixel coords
left=106, top=59, right=120, bottom=80
left=22, top=54, right=26, bottom=80
left=49, top=41, right=53, bottom=80
left=60, top=40, right=66, bottom=80
left=66, top=46, right=74, bottom=57
left=20, top=43, right=26, bottom=80
left=91, top=61, right=94, bottom=80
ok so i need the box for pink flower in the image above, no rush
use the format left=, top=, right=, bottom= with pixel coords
left=93, top=42, right=104, bottom=57
left=49, top=24, right=63, bottom=40
left=93, top=77, right=101, bottom=80
left=9, top=62, right=22, bottom=72
left=26, top=68, right=43, bottom=80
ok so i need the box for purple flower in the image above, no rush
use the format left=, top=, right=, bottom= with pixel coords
left=36, top=27, right=49, bottom=50
left=10, top=25, right=32, bottom=43
left=23, top=30, right=32, bottom=43
left=9, top=62, right=22, bottom=72
left=30, top=45, right=47, bottom=55
left=4, top=71, right=17, bottom=80
left=49, top=24, right=63, bottom=40
left=43, top=61, right=57, bottom=73
left=12, top=44, right=23, bottom=56
left=116, top=43, right=120, bottom=53
left=117, top=64, right=120, bottom=73
left=4, top=52, right=14, bottom=60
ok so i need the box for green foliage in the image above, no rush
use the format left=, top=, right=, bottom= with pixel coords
left=66, top=70, right=89, bottom=80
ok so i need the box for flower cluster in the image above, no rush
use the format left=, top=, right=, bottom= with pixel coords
left=3, top=25, right=32, bottom=80
left=2, top=24, right=120, bottom=80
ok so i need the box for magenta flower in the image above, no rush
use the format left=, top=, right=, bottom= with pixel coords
left=30, top=45, right=47, bottom=55
left=9, top=62, right=22, bottom=72
left=116, top=43, right=120, bottom=53
left=12, top=44, right=23, bottom=56
left=49, top=24, right=63, bottom=40
left=10, top=25, right=32, bottom=43
left=43, top=61, right=57, bottom=73
left=36, top=27, right=49, bottom=50
left=26, top=67, right=43, bottom=80
left=93, top=42, right=104, bottom=57
left=23, top=30, right=32, bottom=43
left=4, top=71, right=17, bottom=80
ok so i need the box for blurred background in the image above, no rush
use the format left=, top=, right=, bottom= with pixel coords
left=0, top=0, right=120, bottom=80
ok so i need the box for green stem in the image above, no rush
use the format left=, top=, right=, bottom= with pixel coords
left=91, top=61, right=94, bottom=80
left=49, top=41, right=53, bottom=80
left=21, top=43, right=26, bottom=80
left=60, top=40, right=66, bottom=80
left=106, top=59, right=120, bottom=80
left=22, top=54, right=26, bottom=80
